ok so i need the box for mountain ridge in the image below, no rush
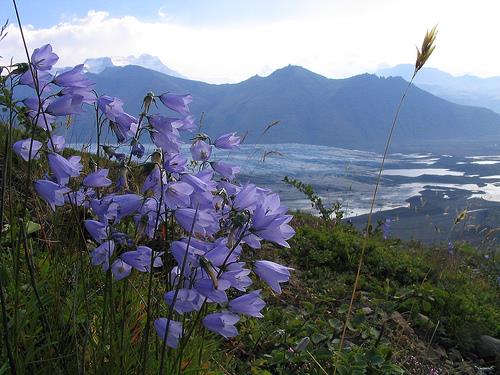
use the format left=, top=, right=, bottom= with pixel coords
left=66, top=64, right=500, bottom=155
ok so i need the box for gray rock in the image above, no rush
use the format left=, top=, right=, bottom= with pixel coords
left=476, top=335, right=500, bottom=359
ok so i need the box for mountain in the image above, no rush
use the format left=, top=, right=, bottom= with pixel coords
left=66, top=65, right=500, bottom=154
left=83, top=54, right=185, bottom=78
left=377, top=64, right=500, bottom=113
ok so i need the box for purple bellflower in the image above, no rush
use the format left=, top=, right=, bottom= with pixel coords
left=47, top=152, right=83, bottom=185
left=202, top=312, right=240, bottom=338
left=154, top=318, right=183, bottom=349
left=254, top=260, right=293, bottom=294
left=214, top=132, right=240, bottom=150
left=31, top=44, right=59, bottom=71
left=159, top=93, right=192, bottom=114
left=190, top=139, right=212, bottom=161
left=90, top=240, right=115, bottom=271
left=228, top=290, right=265, bottom=318
left=13, top=138, right=43, bottom=161
left=83, top=169, right=112, bottom=188
left=34, top=179, right=70, bottom=211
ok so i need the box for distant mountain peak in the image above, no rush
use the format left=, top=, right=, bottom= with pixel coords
left=83, top=54, right=185, bottom=78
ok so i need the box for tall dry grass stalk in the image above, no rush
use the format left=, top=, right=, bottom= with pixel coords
left=333, top=25, right=438, bottom=374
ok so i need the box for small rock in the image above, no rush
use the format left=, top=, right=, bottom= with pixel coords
left=361, top=307, right=373, bottom=315
left=476, top=335, right=500, bottom=359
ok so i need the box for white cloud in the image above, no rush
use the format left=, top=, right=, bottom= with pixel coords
left=2, top=2, right=500, bottom=83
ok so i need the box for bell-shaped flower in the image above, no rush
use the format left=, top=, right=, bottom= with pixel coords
left=159, top=93, right=192, bottom=115
left=47, top=152, right=83, bottom=185
left=190, top=139, right=212, bottom=161
left=171, top=240, right=205, bottom=270
left=164, top=289, right=204, bottom=314
left=142, top=165, right=166, bottom=197
left=228, top=290, right=265, bottom=318
left=90, top=240, right=115, bottom=271
left=175, top=208, right=218, bottom=235
left=148, top=115, right=178, bottom=135
left=154, top=318, right=183, bottom=349
left=84, top=219, right=108, bottom=243
left=48, top=135, right=66, bottom=153
left=20, top=70, right=53, bottom=89
left=164, top=181, right=193, bottom=209
left=111, top=259, right=132, bottom=281
left=90, top=198, right=118, bottom=223
left=53, top=64, right=93, bottom=88
left=221, top=263, right=253, bottom=291
left=110, top=112, right=138, bottom=143
left=111, top=194, right=143, bottom=222
left=214, top=132, right=240, bottom=150
left=34, top=179, right=70, bottom=211
left=164, top=153, right=187, bottom=174
left=172, top=114, right=197, bottom=132
left=150, top=129, right=181, bottom=155
left=194, top=277, right=231, bottom=304
left=202, top=312, right=239, bottom=338
left=134, top=198, right=164, bottom=239
left=211, top=161, right=240, bottom=180
left=83, top=169, right=112, bottom=188
left=31, top=44, right=59, bottom=71
left=252, top=205, right=295, bottom=247
left=204, top=242, right=241, bottom=267
left=98, top=96, right=125, bottom=122
left=120, top=246, right=163, bottom=272
left=234, top=184, right=258, bottom=211
left=46, top=94, right=84, bottom=116
left=13, top=138, right=43, bottom=161
left=254, top=260, right=293, bottom=294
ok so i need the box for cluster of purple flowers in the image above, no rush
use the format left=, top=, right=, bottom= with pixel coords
left=12, top=44, right=295, bottom=348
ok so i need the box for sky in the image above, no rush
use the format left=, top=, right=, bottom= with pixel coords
left=2, top=0, right=500, bottom=83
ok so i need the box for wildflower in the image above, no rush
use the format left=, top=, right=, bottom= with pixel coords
left=214, top=132, right=240, bottom=150
left=164, top=153, right=187, bottom=173
left=90, top=240, right=115, bottom=271
left=110, top=112, right=138, bottom=143
left=48, top=135, right=66, bottom=152
left=190, top=139, right=212, bottom=161
left=13, top=138, right=43, bottom=161
left=31, top=44, right=59, bottom=71
left=98, top=96, right=125, bottom=121
left=254, top=260, right=293, bottom=294
left=84, top=219, right=108, bottom=243
left=83, top=169, right=112, bottom=188
left=194, top=278, right=231, bottom=304
left=228, top=290, right=265, bottom=318
left=47, top=152, right=83, bottom=185
left=53, top=64, right=93, bottom=88
left=46, top=94, right=84, bottom=116
left=120, top=246, right=163, bottom=272
left=174, top=208, right=218, bottom=235
left=159, top=93, right=192, bottom=114
left=20, top=70, right=53, bottom=89
left=202, top=312, right=239, bottom=338
left=34, top=179, right=70, bottom=211
left=164, top=181, right=193, bottom=209
left=221, top=263, right=253, bottom=291
left=154, top=318, right=183, bottom=349
left=211, top=161, right=240, bottom=180
left=111, top=259, right=132, bottom=280
left=164, top=289, right=204, bottom=313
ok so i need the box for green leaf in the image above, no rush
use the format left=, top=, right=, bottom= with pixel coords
left=26, top=221, right=41, bottom=234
